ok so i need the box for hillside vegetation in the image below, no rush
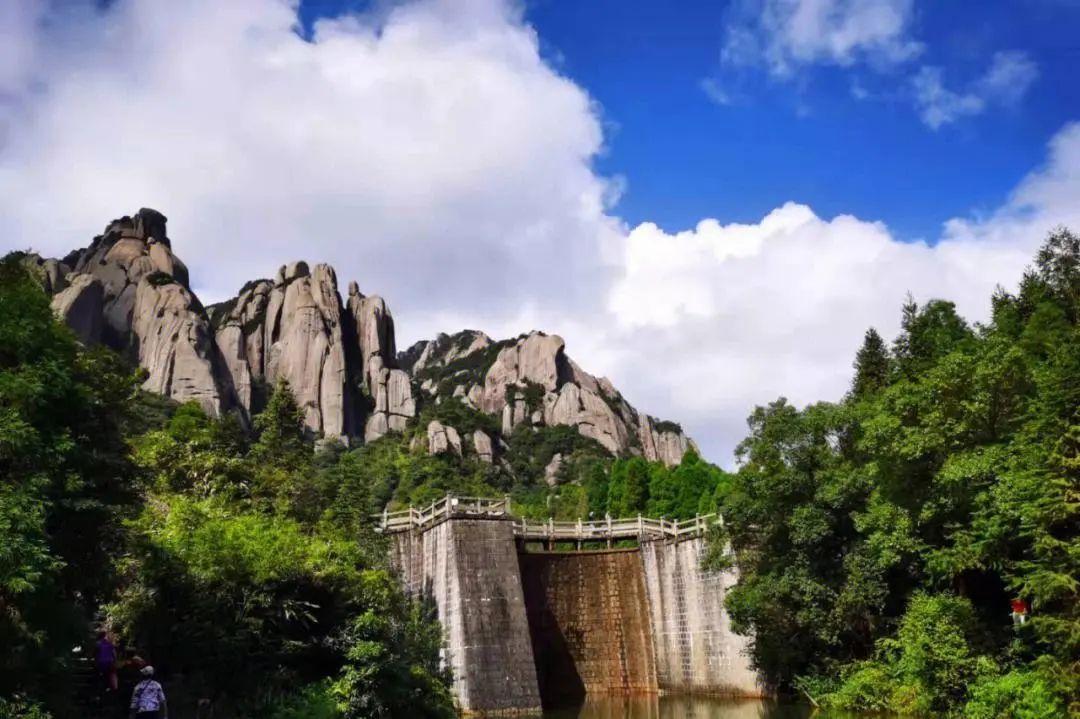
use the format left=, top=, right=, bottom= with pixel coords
left=712, top=229, right=1080, bottom=717
left=0, top=252, right=722, bottom=718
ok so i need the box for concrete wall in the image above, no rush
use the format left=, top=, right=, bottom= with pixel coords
left=389, top=522, right=761, bottom=714
left=639, top=537, right=761, bottom=696
left=518, top=549, right=657, bottom=708
left=390, top=518, right=542, bottom=715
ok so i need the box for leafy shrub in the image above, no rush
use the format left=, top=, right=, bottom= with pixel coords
left=819, top=661, right=894, bottom=712
left=652, top=419, right=683, bottom=434
left=964, top=667, right=1068, bottom=719
left=0, top=697, right=53, bottom=718
left=823, top=593, right=991, bottom=715
left=144, top=270, right=175, bottom=287
left=264, top=682, right=339, bottom=719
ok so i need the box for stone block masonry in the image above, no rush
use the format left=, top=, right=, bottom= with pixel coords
left=389, top=518, right=542, bottom=715
left=518, top=549, right=657, bottom=707
left=388, top=515, right=761, bottom=715
left=640, top=538, right=762, bottom=696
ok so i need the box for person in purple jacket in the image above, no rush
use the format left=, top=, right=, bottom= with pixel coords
left=129, top=666, right=168, bottom=719
left=95, top=630, right=118, bottom=692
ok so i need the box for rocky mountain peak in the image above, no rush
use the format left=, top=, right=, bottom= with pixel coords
left=37, top=208, right=692, bottom=465
left=407, top=327, right=695, bottom=466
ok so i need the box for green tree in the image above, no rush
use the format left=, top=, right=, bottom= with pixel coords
left=0, top=255, right=138, bottom=713
left=715, top=229, right=1080, bottom=716
left=851, top=327, right=890, bottom=398
left=252, top=378, right=308, bottom=468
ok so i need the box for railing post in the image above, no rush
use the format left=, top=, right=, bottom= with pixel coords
left=638, top=514, right=643, bottom=539
left=606, top=513, right=612, bottom=548
left=504, top=494, right=512, bottom=516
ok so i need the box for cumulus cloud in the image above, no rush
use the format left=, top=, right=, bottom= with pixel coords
left=599, top=122, right=1079, bottom=462
left=0, top=0, right=622, bottom=332
left=721, top=0, right=922, bottom=76
left=0, top=0, right=1072, bottom=463
left=912, top=51, right=1039, bottom=129
left=0, top=1, right=44, bottom=95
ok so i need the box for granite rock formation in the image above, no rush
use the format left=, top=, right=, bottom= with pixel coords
left=41, top=210, right=228, bottom=415
left=37, top=209, right=691, bottom=459
left=210, top=262, right=353, bottom=439
left=403, top=331, right=695, bottom=466
left=347, top=284, right=416, bottom=440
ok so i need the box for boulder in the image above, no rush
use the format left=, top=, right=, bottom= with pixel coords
left=427, top=420, right=462, bottom=456
left=473, top=430, right=494, bottom=463
left=544, top=453, right=563, bottom=487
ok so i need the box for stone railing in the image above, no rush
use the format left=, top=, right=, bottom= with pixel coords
left=375, top=494, right=720, bottom=543
left=376, top=495, right=512, bottom=533
left=516, top=513, right=718, bottom=543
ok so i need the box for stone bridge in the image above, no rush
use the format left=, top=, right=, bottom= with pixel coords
left=378, top=496, right=762, bottom=715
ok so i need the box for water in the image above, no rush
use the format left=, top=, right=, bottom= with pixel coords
left=540, top=696, right=861, bottom=719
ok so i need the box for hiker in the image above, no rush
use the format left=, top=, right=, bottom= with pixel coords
left=129, top=665, right=168, bottom=719
left=95, top=630, right=118, bottom=692
left=1011, top=598, right=1030, bottom=626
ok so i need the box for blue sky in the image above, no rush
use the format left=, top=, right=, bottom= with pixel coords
left=2, top=0, right=1078, bottom=461
left=302, top=0, right=1080, bottom=241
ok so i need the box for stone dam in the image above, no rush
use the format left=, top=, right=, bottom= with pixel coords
left=383, top=497, right=762, bottom=715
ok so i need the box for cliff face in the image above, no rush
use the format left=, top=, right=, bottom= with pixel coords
left=210, top=262, right=356, bottom=439
left=39, top=209, right=693, bottom=464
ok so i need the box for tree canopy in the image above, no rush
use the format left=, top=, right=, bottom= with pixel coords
left=714, top=228, right=1080, bottom=717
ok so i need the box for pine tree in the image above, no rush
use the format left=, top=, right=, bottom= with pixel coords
left=1035, top=226, right=1080, bottom=321
left=851, top=327, right=890, bottom=398
left=251, top=378, right=308, bottom=468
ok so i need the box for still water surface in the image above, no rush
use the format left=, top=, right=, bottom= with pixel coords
left=541, top=696, right=863, bottom=719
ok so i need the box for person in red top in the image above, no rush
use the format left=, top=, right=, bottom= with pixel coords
left=1011, top=598, right=1029, bottom=626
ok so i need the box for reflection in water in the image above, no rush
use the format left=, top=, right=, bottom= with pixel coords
left=541, top=695, right=861, bottom=719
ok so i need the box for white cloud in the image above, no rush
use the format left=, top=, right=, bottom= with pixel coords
left=700, top=77, right=732, bottom=106
left=599, top=122, right=1079, bottom=462
left=0, top=1, right=44, bottom=96
left=715, top=2, right=1039, bottom=131
left=0, top=0, right=1073, bottom=464
left=721, top=0, right=922, bottom=76
left=912, top=51, right=1038, bottom=129
left=0, top=0, right=622, bottom=327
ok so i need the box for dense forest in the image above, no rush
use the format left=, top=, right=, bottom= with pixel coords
left=711, top=229, right=1080, bottom=717
left=0, top=254, right=458, bottom=718
left=0, top=250, right=722, bottom=718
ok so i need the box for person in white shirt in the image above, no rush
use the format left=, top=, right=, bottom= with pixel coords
left=129, top=665, right=168, bottom=719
